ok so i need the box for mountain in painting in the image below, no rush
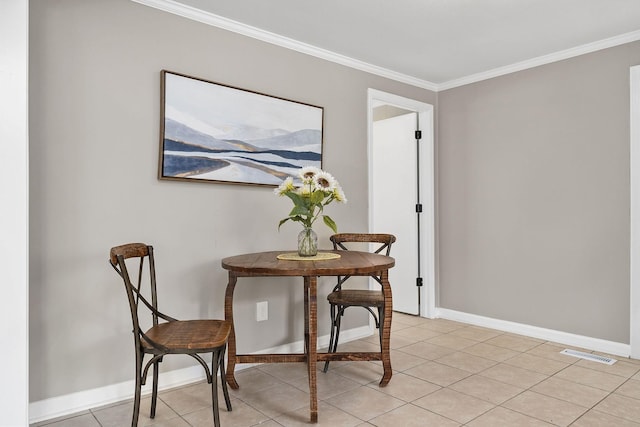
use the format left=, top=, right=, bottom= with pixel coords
left=218, top=125, right=290, bottom=142
left=249, top=129, right=321, bottom=152
left=165, top=117, right=321, bottom=154
left=164, top=118, right=259, bottom=151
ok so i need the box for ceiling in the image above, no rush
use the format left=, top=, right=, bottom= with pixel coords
left=141, top=0, right=640, bottom=90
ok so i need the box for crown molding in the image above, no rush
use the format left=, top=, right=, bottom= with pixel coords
left=133, top=0, right=640, bottom=93
left=438, top=29, right=640, bottom=91
left=131, top=0, right=439, bottom=91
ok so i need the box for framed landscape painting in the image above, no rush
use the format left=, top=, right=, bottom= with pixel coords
left=158, top=70, right=324, bottom=186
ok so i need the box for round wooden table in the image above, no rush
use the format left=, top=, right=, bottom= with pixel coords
left=221, top=250, right=395, bottom=423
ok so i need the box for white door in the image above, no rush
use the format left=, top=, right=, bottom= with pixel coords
left=372, top=113, right=420, bottom=315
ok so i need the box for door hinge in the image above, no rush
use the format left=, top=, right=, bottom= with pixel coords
left=415, top=130, right=422, bottom=140
left=416, top=277, right=423, bottom=287
left=415, top=203, right=423, bottom=213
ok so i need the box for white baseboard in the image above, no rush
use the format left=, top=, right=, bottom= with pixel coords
left=28, top=325, right=373, bottom=424
left=29, top=364, right=207, bottom=424
left=436, top=308, right=631, bottom=358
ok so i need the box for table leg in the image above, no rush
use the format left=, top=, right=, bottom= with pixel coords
left=380, top=269, right=393, bottom=386
left=304, top=276, right=318, bottom=423
left=304, top=278, right=309, bottom=356
left=224, top=273, right=239, bottom=389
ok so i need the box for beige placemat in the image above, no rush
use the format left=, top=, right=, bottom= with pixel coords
left=277, top=252, right=341, bottom=261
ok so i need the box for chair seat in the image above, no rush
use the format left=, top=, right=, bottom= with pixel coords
left=327, top=289, right=384, bottom=307
left=143, top=320, right=231, bottom=352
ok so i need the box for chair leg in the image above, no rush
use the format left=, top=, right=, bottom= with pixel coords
left=219, top=346, right=232, bottom=411
left=132, top=352, right=143, bottom=427
left=150, top=359, right=160, bottom=418
left=332, top=306, right=344, bottom=355
left=211, top=350, right=222, bottom=427
left=323, top=303, right=338, bottom=373
left=324, top=306, right=344, bottom=371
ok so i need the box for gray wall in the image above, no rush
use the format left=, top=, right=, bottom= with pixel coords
left=28, top=0, right=436, bottom=402
left=438, top=41, right=640, bottom=343
left=29, top=0, right=640, bottom=407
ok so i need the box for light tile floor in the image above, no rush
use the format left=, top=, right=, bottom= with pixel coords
left=33, top=313, right=640, bottom=426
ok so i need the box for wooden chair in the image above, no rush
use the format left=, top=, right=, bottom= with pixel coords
left=323, top=233, right=396, bottom=372
left=109, top=243, right=232, bottom=427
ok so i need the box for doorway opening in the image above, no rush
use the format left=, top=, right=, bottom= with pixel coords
left=367, top=89, right=435, bottom=318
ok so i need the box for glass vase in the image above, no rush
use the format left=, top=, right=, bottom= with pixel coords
left=297, top=227, right=318, bottom=257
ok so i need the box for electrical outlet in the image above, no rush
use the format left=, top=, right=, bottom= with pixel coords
left=256, top=301, right=268, bottom=322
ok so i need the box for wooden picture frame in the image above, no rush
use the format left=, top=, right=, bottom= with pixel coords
left=159, top=70, right=324, bottom=186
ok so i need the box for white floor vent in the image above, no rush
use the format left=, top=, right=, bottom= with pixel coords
left=560, top=349, right=616, bottom=365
